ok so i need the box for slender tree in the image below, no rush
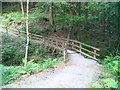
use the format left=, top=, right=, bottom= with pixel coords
left=49, top=2, right=55, bottom=31
left=24, top=0, right=29, bottom=67
left=50, top=3, right=54, bottom=25
left=20, top=0, right=24, bottom=16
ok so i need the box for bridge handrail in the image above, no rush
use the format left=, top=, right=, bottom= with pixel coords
left=0, top=25, right=100, bottom=60
left=50, top=37, right=100, bottom=51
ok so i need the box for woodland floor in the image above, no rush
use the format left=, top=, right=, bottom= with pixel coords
left=2, top=50, right=101, bottom=88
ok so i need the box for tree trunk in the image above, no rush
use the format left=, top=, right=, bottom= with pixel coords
left=77, top=2, right=81, bottom=16
left=50, top=2, right=54, bottom=31
left=0, top=1, right=2, bottom=14
left=67, top=23, right=71, bottom=42
left=85, top=2, right=88, bottom=24
left=68, top=9, right=73, bottom=40
left=20, top=0, right=24, bottom=16
left=24, top=0, right=29, bottom=67
left=118, top=2, right=120, bottom=34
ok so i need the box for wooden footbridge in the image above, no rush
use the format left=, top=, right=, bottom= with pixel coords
left=0, top=25, right=100, bottom=61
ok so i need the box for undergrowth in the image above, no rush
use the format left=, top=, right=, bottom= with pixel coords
left=0, top=12, right=25, bottom=25
left=1, top=58, right=59, bottom=85
left=89, top=55, right=119, bottom=89
left=1, top=32, right=62, bottom=85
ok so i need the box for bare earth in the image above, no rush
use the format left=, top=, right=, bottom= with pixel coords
left=2, top=50, right=101, bottom=88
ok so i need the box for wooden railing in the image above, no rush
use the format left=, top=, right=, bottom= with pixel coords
left=0, top=25, right=100, bottom=60
left=49, top=37, right=100, bottom=60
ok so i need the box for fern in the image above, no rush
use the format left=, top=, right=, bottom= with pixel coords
left=1, top=57, right=59, bottom=85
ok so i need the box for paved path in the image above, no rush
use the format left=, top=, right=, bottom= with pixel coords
left=3, top=50, right=101, bottom=88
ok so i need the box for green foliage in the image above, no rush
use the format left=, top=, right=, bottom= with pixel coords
left=1, top=33, right=47, bottom=66
left=1, top=33, right=25, bottom=65
left=1, top=58, right=59, bottom=85
left=90, top=55, right=119, bottom=88
left=37, top=46, right=46, bottom=55
left=1, top=2, right=119, bottom=87
left=42, top=58, right=58, bottom=69
left=89, top=78, right=118, bottom=88
left=55, top=15, right=84, bottom=29
left=3, top=12, right=24, bottom=21
left=100, top=78, right=118, bottom=88
left=102, top=55, right=119, bottom=77
left=1, top=65, right=23, bottom=85
left=89, top=83, right=102, bottom=88
left=2, top=3, right=20, bottom=13
left=23, top=59, right=42, bottom=74
left=2, top=45, right=16, bottom=65
left=0, top=12, right=25, bottom=25
left=1, top=2, right=119, bottom=58
left=28, top=42, right=38, bottom=54
left=29, top=9, right=46, bottom=20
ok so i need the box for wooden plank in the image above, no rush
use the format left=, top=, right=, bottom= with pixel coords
left=73, top=43, right=99, bottom=56
left=80, top=44, right=82, bottom=52
left=32, top=36, right=41, bottom=41
left=32, top=33, right=43, bottom=38
left=9, top=28, right=18, bottom=32
left=70, top=39, right=100, bottom=51
left=73, top=44, right=80, bottom=48
left=73, top=48, right=98, bottom=60
left=81, top=47, right=99, bottom=56
left=93, top=50, right=97, bottom=59
left=20, top=30, right=26, bottom=34
left=56, top=40, right=58, bottom=48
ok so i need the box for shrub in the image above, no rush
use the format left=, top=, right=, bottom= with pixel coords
left=1, top=33, right=26, bottom=66
left=42, top=58, right=58, bottom=69
left=1, top=58, right=59, bottom=85
left=90, top=55, right=119, bottom=88
left=102, top=55, right=120, bottom=77
left=2, top=45, right=16, bottom=65
left=28, top=42, right=38, bottom=54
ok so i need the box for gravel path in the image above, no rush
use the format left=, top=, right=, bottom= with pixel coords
left=3, top=50, right=101, bottom=88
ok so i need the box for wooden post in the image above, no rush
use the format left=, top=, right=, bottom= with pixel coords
left=44, top=37, right=47, bottom=49
left=29, top=33, right=32, bottom=41
left=63, top=43, right=68, bottom=63
left=46, top=38, right=48, bottom=47
left=43, top=38, right=45, bottom=45
left=18, top=30, right=20, bottom=37
left=6, top=26, right=8, bottom=33
left=44, top=39, right=47, bottom=48
left=93, top=50, right=96, bottom=59
left=62, top=42, right=64, bottom=50
left=52, top=48, right=56, bottom=54
left=72, top=41, right=74, bottom=50
left=56, top=40, right=58, bottom=49
left=50, top=39, right=53, bottom=46
left=80, top=44, right=82, bottom=52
